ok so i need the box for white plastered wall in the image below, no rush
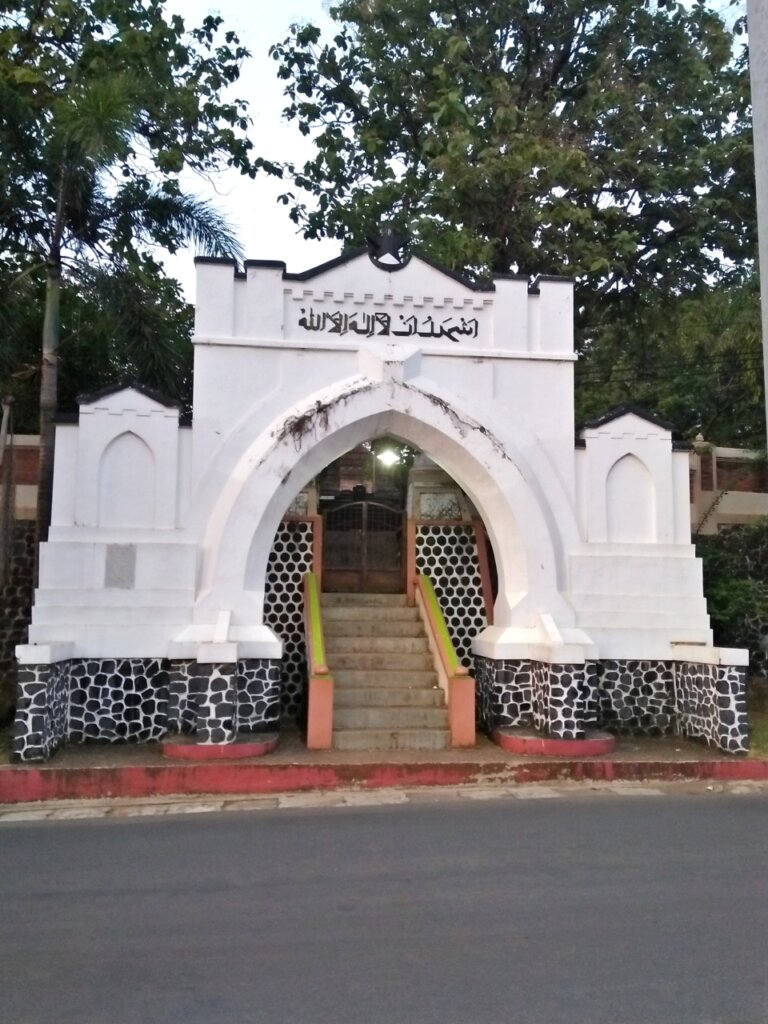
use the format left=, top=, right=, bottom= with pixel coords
left=25, top=389, right=198, bottom=659
left=571, top=412, right=719, bottom=661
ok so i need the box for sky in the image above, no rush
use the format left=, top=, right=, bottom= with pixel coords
left=162, top=0, right=341, bottom=299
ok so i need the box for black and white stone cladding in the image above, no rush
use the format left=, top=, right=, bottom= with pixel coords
left=474, top=657, right=533, bottom=732
left=532, top=662, right=588, bottom=740
left=167, top=658, right=282, bottom=737
left=68, top=658, right=168, bottom=743
left=167, top=660, right=199, bottom=734
left=473, top=656, right=493, bottom=731
left=474, top=656, right=494, bottom=730
left=476, top=655, right=747, bottom=753
left=13, top=653, right=748, bottom=758
left=676, top=662, right=748, bottom=754
left=237, top=659, right=281, bottom=733
left=597, top=660, right=675, bottom=735
left=13, top=656, right=284, bottom=759
left=583, top=661, right=600, bottom=727
left=475, top=657, right=588, bottom=739
left=195, top=662, right=237, bottom=744
left=12, top=660, right=69, bottom=761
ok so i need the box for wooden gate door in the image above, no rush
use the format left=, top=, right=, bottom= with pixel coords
left=322, top=500, right=404, bottom=592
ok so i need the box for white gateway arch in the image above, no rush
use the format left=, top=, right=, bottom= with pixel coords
left=12, top=248, right=749, bottom=759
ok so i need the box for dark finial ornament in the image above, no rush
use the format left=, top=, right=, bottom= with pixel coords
left=366, top=225, right=410, bottom=271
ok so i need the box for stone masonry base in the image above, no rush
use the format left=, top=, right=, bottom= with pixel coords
left=12, top=657, right=281, bottom=762
left=475, top=657, right=748, bottom=754
left=13, top=655, right=749, bottom=760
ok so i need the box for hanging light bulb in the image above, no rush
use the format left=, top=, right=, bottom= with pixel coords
left=376, top=448, right=400, bottom=467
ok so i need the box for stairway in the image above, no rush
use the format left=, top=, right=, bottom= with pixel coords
left=321, top=592, right=451, bottom=751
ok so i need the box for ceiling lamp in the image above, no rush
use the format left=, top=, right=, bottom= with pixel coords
left=376, top=449, right=400, bottom=468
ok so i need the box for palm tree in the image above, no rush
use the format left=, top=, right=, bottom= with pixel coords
left=0, top=1, right=253, bottom=547
left=33, top=102, right=243, bottom=538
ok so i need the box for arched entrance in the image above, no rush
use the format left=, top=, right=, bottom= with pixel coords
left=260, top=437, right=495, bottom=723
left=195, top=376, right=583, bottom=658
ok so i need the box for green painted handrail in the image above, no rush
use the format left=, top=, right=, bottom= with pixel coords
left=417, top=574, right=466, bottom=678
left=303, top=573, right=328, bottom=674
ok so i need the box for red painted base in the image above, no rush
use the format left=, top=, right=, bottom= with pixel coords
left=1, top=757, right=767, bottom=804
left=492, top=728, right=616, bottom=757
left=160, top=735, right=279, bottom=761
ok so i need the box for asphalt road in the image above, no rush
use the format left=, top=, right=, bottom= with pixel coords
left=2, top=790, right=767, bottom=1024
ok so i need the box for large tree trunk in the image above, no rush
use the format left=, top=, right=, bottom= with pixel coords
left=36, top=258, right=60, bottom=560
left=748, top=0, right=768, bottom=441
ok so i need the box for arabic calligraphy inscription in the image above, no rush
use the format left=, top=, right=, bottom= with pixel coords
left=298, top=307, right=479, bottom=343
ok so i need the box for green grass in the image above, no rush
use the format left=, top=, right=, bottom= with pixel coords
left=748, top=708, right=768, bottom=758
left=0, top=722, right=11, bottom=764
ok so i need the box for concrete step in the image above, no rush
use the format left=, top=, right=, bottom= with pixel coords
left=585, top=629, right=714, bottom=661
left=334, top=706, right=449, bottom=730
left=323, top=618, right=425, bottom=638
left=27, top=623, right=180, bottom=655
left=322, top=605, right=420, bottom=622
left=334, top=687, right=444, bottom=708
left=321, top=593, right=408, bottom=607
left=32, top=589, right=196, bottom=609
left=32, top=605, right=190, bottom=625
left=333, top=669, right=438, bottom=688
left=576, top=611, right=710, bottom=630
left=329, top=652, right=434, bottom=672
left=332, top=728, right=452, bottom=752
left=573, top=593, right=709, bottom=615
left=320, top=591, right=451, bottom=752
left=325, top=636, right=429, bottom=655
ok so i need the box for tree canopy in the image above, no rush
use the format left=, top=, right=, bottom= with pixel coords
left=0, top=259, right=194, bottom=434
left=268, top=0, right=754, bottom=342
left=575, top=273, right=765, bottom=447
left=0, top=0, right=257, bottom=536
left=0, top=0, right=254, bottom=263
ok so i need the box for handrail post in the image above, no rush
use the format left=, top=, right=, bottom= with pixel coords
left=303, top=572, right=334, bottom=749
left=413, top=574, right=475, bottom=747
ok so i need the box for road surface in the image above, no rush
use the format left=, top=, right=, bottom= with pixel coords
left=2, top=787, right=767, bottom=1024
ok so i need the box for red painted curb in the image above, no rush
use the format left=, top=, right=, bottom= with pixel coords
left=160, top=736, right=279, bottom=760
left=492, top=729, right=616, bottom=757
left=0, top=757, right=767, bottom=804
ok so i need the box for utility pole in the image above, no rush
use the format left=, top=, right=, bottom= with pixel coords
left=748, top=0, right=768, bottom=439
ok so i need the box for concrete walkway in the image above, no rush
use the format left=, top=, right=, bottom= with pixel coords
left=3, top=775, right=768, bottom=823
left=2, top=728, right=768, bottom=804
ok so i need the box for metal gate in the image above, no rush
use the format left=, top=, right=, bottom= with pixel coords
left=322, top=500, right=404, bottom=592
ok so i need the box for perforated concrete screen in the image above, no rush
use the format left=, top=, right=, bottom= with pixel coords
left=415, top=524, right=487, bottom=669
left=263, top=520, right=314, bottom=720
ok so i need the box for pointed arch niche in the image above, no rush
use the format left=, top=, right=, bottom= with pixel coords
left=98, top=431, right=156, bottom=528
left=606, top=454, right=656, bottom=543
